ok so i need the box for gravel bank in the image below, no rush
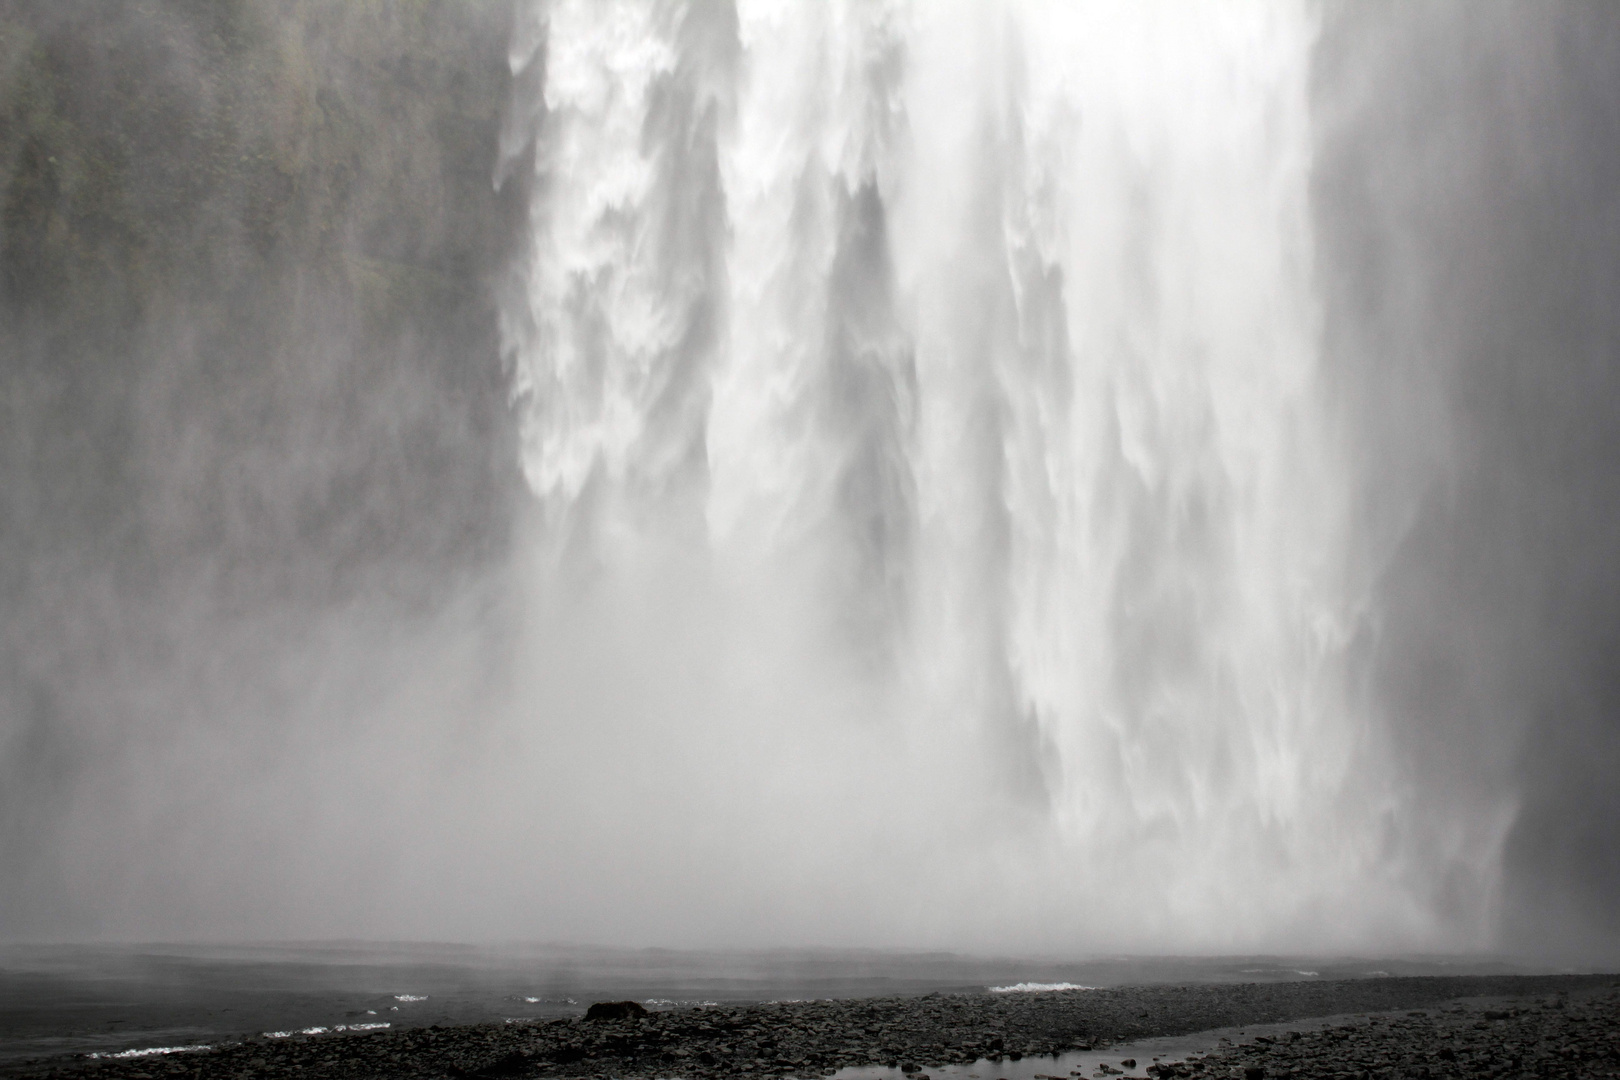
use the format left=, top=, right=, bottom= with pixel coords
left=1202, top=986, right=1620, bottom=1079
left=3, top=975, right=1613, bottom=1080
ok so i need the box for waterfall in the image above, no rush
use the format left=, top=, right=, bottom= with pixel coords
left=495, top=0, right=1496, bottom=951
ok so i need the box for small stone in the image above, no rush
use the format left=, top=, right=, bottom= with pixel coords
left=474, top=1050, right=531, bottom=1076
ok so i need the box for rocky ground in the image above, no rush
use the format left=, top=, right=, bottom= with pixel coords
left=2, top=975, right=1614, bottom=1080
left=1202, top=986, right=1620, bottom=1079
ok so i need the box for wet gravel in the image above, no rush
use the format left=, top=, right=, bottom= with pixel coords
left=3, top=975, right=1614, bottom=1080
left=1202, top=986, right=1620, bottom=1079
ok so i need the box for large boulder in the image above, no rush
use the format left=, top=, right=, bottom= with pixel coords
left=584, top=1000, right=649, bottom=1021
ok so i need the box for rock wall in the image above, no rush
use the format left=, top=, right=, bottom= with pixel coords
left=0, top=0, right=523, bottom=935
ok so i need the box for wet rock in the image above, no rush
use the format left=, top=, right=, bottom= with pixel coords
left=583, top=1001, right=648, bottom=1021
left=460, top=1051, right=532, bottom=1077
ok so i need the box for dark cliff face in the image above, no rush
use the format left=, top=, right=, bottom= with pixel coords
left=0, top=0, right=523, bottom=603
left=1312, top=0, right=1620, bottom=963
left=0, top=0, right=524, bottom=934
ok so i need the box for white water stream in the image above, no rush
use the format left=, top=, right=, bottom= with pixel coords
left=490, top=0, right=1497, bottom=951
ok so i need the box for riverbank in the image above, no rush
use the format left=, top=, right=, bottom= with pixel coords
left=3, top=974, right=1615, bottom=1080
left=1202, top=987, right=1620, bottom=1079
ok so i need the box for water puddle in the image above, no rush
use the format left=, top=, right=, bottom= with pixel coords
left=829, top=1010, right=1414, bottom=1080
left=831, top=1040, right=1201, bottom=1080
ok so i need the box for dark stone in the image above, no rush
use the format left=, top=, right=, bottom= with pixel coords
left=1122, top=1059, right=1136, bottom=1068
left=473, top=1051, right=532, bottom=1077
left=584, top=1000, right=649, bottom=1021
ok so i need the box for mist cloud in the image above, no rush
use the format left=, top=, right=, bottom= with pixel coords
left=0, top=0, right=1617, bottom=965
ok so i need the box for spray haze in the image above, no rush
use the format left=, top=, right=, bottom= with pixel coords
left=1, top=0, right=1617, bottom=965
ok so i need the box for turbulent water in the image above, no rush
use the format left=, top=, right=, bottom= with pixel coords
left=486, top=0, right=1502, bottom=952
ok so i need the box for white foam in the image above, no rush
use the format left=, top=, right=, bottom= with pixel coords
left=988, top=982, right=1096, bottom=993
left=88, top=1045, right=212, bottom=1060
left=264, top=1022, right=390, bottom=1039
left=394, top=994, right=428, bottom=1002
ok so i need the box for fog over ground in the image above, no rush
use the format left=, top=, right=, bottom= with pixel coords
left=0, top=0, right=1616, bottom=965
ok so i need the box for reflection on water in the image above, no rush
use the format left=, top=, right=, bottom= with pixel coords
left=835, top=1048, right=1175, bottom=1080
left=832, top=1013, right=1404, bottom=1080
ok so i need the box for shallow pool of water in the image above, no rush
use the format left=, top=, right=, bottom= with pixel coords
left=828, top=1010, right=1412, bottom=1080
